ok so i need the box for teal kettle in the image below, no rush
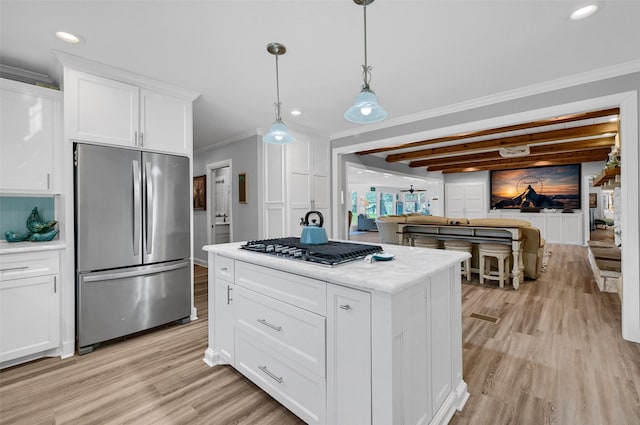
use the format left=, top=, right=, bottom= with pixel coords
left=300, top=211, right=328, bottom=245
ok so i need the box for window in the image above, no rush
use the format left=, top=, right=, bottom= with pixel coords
left=365, top=191, right=377, bottom=218
left=380, top=193, right=394, bottom=216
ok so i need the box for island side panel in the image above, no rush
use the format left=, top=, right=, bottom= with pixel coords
left=371, top=262, right=467, bottom=425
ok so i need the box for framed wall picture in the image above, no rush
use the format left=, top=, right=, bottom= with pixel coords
left=239, top=173, right=247, bottom=204
left=589, top=193, right=598, bottom=208
left=193, top=175, right=206, bottom=210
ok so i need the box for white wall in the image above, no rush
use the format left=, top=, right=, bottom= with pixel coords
left=193, top=135, right=259, bottom=264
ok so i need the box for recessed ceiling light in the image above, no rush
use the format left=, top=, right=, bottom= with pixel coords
left=290, top=109, right=302, bottom=117
left=55, top=31, right=84, bottom=44
left=570, top=3, right=599, bottom=20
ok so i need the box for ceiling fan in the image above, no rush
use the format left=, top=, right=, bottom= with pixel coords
left=400, top=184, right=426, bottom=194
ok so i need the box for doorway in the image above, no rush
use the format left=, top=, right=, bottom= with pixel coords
left=207, top=160, right=232, bottom=244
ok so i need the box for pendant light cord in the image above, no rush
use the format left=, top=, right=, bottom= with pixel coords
left=274, top=53, right=282, bottom=121
left=361, top=3, right=372, bottom=90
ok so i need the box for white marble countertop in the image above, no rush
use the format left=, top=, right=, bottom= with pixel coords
left=0, top=240, right=66, bottom=254
left=203, top=241, right=470, bottom=294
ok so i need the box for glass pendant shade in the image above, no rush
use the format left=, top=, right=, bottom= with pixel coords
left=344, top=88, right=388, bottom=123
left=263, top=119, right=295, bottom=144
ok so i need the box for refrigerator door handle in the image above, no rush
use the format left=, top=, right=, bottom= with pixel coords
left=81, top=260, right=190, bottom=283
left=145, top=161, right=153, bottom=255
left=133, top=160, right=141, bottom=256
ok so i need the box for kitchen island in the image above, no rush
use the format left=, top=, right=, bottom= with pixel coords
left=203, top=241, right=470, bottom=425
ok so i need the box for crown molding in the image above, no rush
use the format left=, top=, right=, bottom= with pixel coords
left=53, top=50, right=200, bottom=101
left=194, top=130, right=259, bottom=154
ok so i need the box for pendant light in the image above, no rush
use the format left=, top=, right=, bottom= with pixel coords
left=344, top=0, right=388, bottom=124
left=263, top=42, right=295, bottom=144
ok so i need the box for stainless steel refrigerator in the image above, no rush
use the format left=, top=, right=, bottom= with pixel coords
left=74, top=143, right=191, bottom=354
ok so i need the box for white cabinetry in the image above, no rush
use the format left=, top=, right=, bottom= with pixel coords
left=204, top=246, right=469, bottom=425
left=326, top=285, right=371, bottom=425
left=262, top=135, right=330, bottom=239
left=545, top=213, right=583, bottom=245
left=0, top=250, right=60, bottom=366
left=229, top=259, right=327, bottom=425
left=445, top=182, right=486, bottom=219
left=0, top=78, right=61, bottom=193
left=287, top=137, right=330, bottom=237
left=65, top=69, right=193, bottom=155
left=494, top=211, right=584, bottom=245
left=213, top=255, right=235, bottom=364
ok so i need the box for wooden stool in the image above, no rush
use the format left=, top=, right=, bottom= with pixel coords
left=412, top=236, right=440, bottom=249
left=479, top=243, right=511, bottom=288
left=444, top=240, right=472, bottom=281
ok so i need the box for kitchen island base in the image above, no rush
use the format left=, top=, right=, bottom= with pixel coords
left=203, top=242, right=469, bottom=425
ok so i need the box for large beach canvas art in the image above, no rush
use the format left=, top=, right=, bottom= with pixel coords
left=490, top=164, right=581, bottom=210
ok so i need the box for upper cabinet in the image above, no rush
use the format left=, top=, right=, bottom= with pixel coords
left=139, top=89, right=192, bottom=154
left=66, top=70, right=139, bottom=148
left=59, top=53, right=198, bottom=156
left=0, top=78, right=61, bottom=194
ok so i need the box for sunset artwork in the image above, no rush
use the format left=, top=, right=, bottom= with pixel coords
left=490, top=164, right=581, bottom=209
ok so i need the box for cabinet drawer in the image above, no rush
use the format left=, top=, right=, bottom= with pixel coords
left=0, top=251, right=59, bottom=281
left=236, top=328, right=326, bottom=425
left=214, top=255, right=234, bottom=281
left=236, top=285, right=325, bottom=377
left=236, top=261, right=326, bottom=315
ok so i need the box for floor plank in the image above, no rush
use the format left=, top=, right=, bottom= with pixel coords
left=1, top=243, right=639, bottom=425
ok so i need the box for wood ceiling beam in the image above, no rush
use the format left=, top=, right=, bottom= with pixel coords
left=354, top=107, right=619, bottom=156
left=435, top=149, right=610, bottom=174
left=386, top=121, right=618, bottom=163
left=409, top=136, right=616, bottom=168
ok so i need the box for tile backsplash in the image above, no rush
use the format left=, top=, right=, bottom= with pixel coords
left=0, top=196, right=56, bottom=240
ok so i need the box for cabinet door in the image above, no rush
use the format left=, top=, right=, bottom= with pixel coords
left=546, top=215, right=563, bottom=243
left=215, top=278, right=235, bottom=364
left=562, top=214, right=583, bottom=245
left=326, top=285, right=371, bottom=425
left=430, top=270, right=453, bottom=413
left=140, top=89, right=191, bottom=155
left=67, top=70, right=139, bottom=147
left=0, top=82, right=56, bottom=192
left=0, top=275, right=60, bottom=363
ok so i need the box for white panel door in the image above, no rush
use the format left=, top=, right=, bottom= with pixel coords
left=67, top=70, right=139, bottom=147
left=446, top=183, right=486, bottom=218
left=326, top=285, right=371, bottom=425
left=0, top=275, right=60, bottom=363
left=562, top=214, right=584, bottom=245
left=0, top=82, right=56, bottom=192
left=265, top=207, right=286, bottom=238
left=463, top=183, right=485, bottom=218
left=140, top=89, right=191, bottom=155
left=546, top=215, right=563, bottom=243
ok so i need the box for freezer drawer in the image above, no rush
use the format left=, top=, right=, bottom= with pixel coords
left=77, top=260, right=190, bottom=351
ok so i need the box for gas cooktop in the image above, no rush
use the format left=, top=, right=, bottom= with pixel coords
left=240, top=237, right=383, bottom=266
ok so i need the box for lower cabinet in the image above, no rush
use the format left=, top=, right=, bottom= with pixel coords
left=0, top=251, right=60, bottom=365
left=208, top=254, right=464, bottom=425
left=326, top=284, right=371, bottom=425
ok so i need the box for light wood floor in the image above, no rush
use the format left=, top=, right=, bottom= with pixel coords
left=2, top=245, right=639, bottom=424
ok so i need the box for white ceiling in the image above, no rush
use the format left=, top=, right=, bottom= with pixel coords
left=2, top=1, right=640, bottom=153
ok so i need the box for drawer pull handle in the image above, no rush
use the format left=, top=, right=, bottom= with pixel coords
left=257, top=319, right=282, bottom=332
left=0, top=266, right=29, bottom=272
left=221, top=267, right=228, bottom=272
left=258, top=365, right=283, bottom=384
left=339, top=304, right=351, bottom=310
